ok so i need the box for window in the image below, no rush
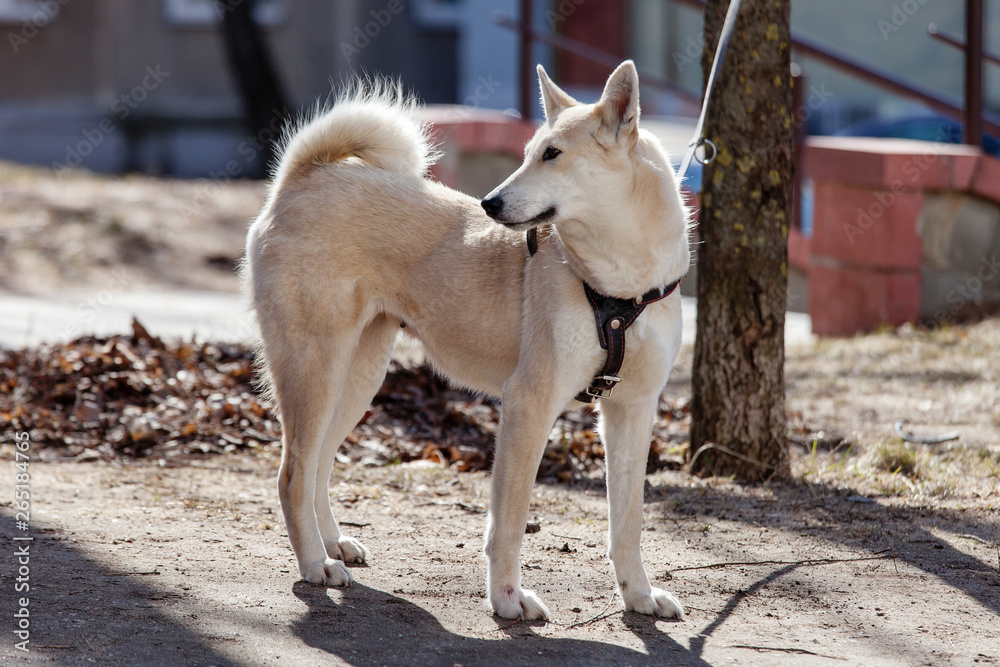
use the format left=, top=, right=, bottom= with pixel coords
left=0, top=0, right=61, bottom=25
left=411, top=0, right=462, bottom=29
left=163, top=0, right=289, bottom=28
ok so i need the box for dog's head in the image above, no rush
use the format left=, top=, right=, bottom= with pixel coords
left=481, top=60, right=648, bottom=230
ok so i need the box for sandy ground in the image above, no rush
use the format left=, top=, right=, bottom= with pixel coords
left=0, top=453, right=997, bottom=666
left=0, top=162, right=260, bottom=296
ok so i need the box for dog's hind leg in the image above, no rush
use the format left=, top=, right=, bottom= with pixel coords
left=273, top=333, right=357, bottom=587
left=600, top=396, right=684, bottom=619
left=314, top=314, right=398, bottom=565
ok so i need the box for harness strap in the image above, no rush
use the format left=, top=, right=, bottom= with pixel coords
left=574, top=277, right=682, bottom=403
left=525, top=228, right=683, bottom=403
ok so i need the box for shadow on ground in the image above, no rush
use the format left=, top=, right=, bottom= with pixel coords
left=3, top=462, right=997, bottom=665
left=646, top=477, right=1000, bottom=660
left=290, top=582, right=707, bottom=667
left=0, top=514, right=240, bottom=666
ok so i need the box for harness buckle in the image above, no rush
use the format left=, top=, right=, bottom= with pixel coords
left=584, top=375, right=621, bottom=399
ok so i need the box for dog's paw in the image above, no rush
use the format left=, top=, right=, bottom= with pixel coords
left=491, top=585, right=550, bottom=620
left=324, top=536, right=369, bottom=564
left=303, top=558, right=353, bottom=587
left=623, top=587, right=684, bottom=619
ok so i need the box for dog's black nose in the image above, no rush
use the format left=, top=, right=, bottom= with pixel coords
left=481, top=196, right=504, bottom=218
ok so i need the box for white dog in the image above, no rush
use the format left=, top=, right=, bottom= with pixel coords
left=244, top=60, right=690, bottom=620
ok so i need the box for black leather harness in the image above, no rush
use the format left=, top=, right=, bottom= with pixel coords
left=525, top=227, right=684, bottom=403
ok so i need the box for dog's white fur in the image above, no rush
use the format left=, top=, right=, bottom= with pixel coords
left=244, top=62, right=689, bottom=620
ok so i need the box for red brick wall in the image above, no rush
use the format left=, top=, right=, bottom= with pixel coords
left=803, top=137, right=1000, bottom=336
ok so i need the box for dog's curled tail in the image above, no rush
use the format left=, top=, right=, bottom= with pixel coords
left=271, top=79, right=438, bottom=186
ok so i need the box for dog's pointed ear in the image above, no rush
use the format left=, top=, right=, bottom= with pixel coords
left=537, top=64, right=577, bottom=120
left=595, top=60, right=640, bottom=147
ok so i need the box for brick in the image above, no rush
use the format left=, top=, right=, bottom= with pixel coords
left=809, top=263, right=921, bottom=336
left=972, top=154, right=1000, bottom=203
left=479, top=121, right=505, bottom=152
left=882, top=150, right=974, bottom=192
left=805, top=137, right=981, bottom=192
left=950, top=154, right=980, bottom=191
left=453, top=121, right=478, bottom=148
left=811, top=182, right=922, bottom=270
left=804, top=140, right=885, bottom=189
left=788, top=226, right=810, bottom=272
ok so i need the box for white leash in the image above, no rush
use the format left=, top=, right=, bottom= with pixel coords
left=677, top=0, right=743, bottom=181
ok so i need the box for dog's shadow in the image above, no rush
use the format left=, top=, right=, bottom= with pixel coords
left=291, top=581, right=709, bottom=666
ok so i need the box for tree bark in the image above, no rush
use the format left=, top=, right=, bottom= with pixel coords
left=690, top=0, right=793, bottom=480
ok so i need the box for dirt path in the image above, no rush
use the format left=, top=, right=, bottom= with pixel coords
left=2, top=452, right=997, bottom=666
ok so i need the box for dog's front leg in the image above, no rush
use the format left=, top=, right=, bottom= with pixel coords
left=485, top=376, right=559, bottom=620
left=601, top=397, right=684, bottom=619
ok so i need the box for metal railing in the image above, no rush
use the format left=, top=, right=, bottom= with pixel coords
left=502, top=0, right=699, bottom=119
left=502, top=0, right=1000, bottom=140
left=965, top=0, right=985, bottom=145
left=930, top=24, right=1000, bottom=67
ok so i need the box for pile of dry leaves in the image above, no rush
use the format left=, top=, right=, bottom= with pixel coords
left=0, top=321, right=690, bottom=480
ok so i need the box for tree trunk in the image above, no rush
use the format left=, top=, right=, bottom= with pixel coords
left=219, top=0, right=289, bottom=177
left=690, top=0, right=793, bottom=480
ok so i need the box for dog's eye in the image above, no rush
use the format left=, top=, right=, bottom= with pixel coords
left=542, top=146, right=562, bottom=162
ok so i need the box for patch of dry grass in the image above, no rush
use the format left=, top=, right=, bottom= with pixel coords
left=792, top=438, right=1000, bottom=502
left=873, top=441, right=919, bottom=476
left=787, top=318, right=1000, bottom=504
